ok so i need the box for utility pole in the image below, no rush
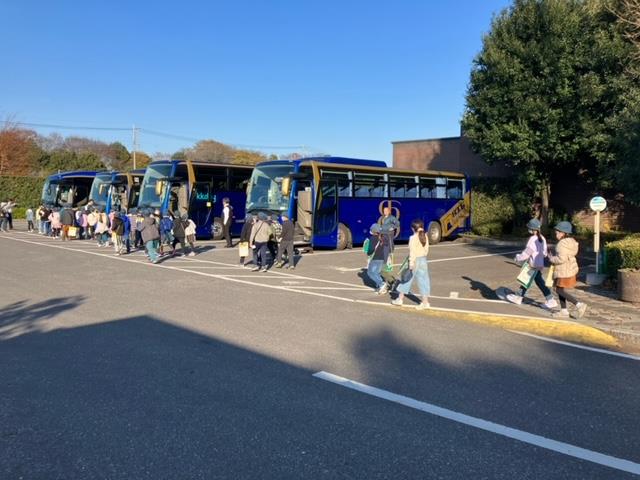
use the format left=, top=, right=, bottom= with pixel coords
left=132, top=125, right=138, bottom=170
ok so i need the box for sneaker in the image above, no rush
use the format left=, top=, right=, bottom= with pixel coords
left=377, top=284, right=388, bottom=295
left=152, top=258, right=160, bottom=264
left=544, top=298, right=558, bottom=310
left=551, top=309, right=570, bottom=318
left=571, top=302, right=588, bottom=319
left=506, top=293, right=523, bottom=305
left=187, top=252, right=195, bottom=257
left=416, top=302, right=430, bottom=310
left=251, top=267, right=260, bottom=272
left=260, top=267, right=268, bottom=272
left=287, top=265, right=295, bottom=270
left=275, top=262, right=284, bottom=268
left=391, top=298, right=403, bottom=306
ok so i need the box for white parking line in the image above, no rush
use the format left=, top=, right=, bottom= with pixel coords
left=336, top=250, right=521, bottom=271
left=313, top=371, right=640, bottom=476
left=508, top=331, right=640, bottom=361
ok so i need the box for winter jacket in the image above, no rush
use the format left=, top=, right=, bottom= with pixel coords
left=240, top=220, right=253, bottom=242
left=172, top=217, right=188, bottom=238
left=60, top=209, right=75, bottom=226
left=515, top=234, right=547, bottom=270
left=111, top=216, right=124, bottom=236
left=139, top=217, right=160, bottom=243
left=122, top=215, right=131, bottom=236
left=280, top=220, right=294, bottom=242
left=548, top=237, right=579, bottom=279
left=250, top=220, right=271, bottom=244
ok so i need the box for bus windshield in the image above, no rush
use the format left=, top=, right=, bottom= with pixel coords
left=41, top=179, right=58, bottom=206
left=246, top=164, right=293, bottom=212
left=139, top=163, right=173, bottom=208
left=90, top=173, right=112, bottom=206
left=57, top=184, right=74, bottom=206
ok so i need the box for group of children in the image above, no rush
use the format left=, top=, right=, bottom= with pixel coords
left=27, top=204, right=198, bottom=261
left=364, top=213, right=588, bottom=317
left=507, top=219, right=588, bottom=319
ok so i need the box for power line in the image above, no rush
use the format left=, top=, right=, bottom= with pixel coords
left=3, top=120, right=310, bottom=151
left=139, top=128, right=306, bottom=150
left=2, top=120, right=129, bottom=131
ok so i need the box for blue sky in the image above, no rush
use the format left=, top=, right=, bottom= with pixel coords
left=0, top=0, right=511, bottom=162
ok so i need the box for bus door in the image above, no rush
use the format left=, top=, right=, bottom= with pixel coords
left=313, top=179, right=338, bottom=248
left=189, top=182, right=213, bottom=237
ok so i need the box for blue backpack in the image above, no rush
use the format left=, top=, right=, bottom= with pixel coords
left=160, top=217, right=173, bottom=234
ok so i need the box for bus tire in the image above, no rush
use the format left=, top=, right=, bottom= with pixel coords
left=337, top=223, right=351, bottom=250
left=212, top=217, right=224, bottom=240
left=427, top=221, right=442, bottom=245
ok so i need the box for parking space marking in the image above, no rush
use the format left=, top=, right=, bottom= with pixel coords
left=313, top=371, right=640, bottom=476
left=508, top=331, right=640, bottom=361
left=0, top=235, right=545, bottom=317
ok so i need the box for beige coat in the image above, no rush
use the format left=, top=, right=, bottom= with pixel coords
left=548, top=237, right=579, bottom=279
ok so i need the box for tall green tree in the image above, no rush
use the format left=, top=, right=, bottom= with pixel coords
left=462, top=0, right=638, bottom=222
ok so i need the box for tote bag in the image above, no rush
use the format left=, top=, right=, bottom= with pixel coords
left=516, top=263, right=536, bottom=289
left=238, top=241, right=250, bottom=258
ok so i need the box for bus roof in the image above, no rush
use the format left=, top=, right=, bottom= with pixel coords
left=47, top=170, right=100, bottom=181
left=254, top=157, right=466, bottom=178
left=146, top=159, right=253, bottom=169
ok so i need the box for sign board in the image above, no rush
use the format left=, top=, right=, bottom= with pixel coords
left=589, top=196, right=607, bottom=212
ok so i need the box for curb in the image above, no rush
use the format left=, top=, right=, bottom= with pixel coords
left=402, top=305, right=620, bottom=350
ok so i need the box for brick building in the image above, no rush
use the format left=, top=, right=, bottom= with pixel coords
left=391, top=135, right=511, bottom=177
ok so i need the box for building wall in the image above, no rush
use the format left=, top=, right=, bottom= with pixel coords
left=392, top=136, right=511, bottom=177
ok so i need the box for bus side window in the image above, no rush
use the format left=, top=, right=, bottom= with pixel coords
left=354, top=173, right=384, bottom=198
left=390, top=176, right=418, bottom=198
left=420, top=178, right=436, bottom=198
left=446, top=179, right=463, bottom=199
left=435, top=177, right=447, bottom=199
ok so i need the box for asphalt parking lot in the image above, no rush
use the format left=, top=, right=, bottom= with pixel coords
left=1, top=230, right=639, bottom=479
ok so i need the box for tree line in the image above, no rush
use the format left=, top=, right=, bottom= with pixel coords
left=462, top=0, right=640, bottom=224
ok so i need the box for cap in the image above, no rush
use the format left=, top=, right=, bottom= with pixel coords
left=554, top=221, right=573, bottom=235
left=526, top=218, right=541, bottom=231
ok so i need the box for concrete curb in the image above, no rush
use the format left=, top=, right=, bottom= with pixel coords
left=399, top=305, right=620, bottom=350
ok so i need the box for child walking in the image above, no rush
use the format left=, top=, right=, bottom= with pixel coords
left=548, top=221, right=588, bottom=319
left=391, top=219, right=431, bottom=309
left=365, top=223, right=391, bottom=294
left=506, top=218, right=558, bottom=310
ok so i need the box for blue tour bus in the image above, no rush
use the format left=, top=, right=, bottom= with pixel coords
left=137, top=160, right=253, bottom=239
left=41, top=171, right=98, bottom=209
left=245, top=157, right=471, bottom=249
left=89, top=169, right=146, bottom=214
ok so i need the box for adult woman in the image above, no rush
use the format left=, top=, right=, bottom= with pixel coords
left=391, top=219, right=431, bottom=309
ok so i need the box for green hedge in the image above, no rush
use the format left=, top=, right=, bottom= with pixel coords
left=605, top=234, right=640, bottom=275
left=471, top=191, right=517, bottom=236
left=0, top=176, right=45, bottom=215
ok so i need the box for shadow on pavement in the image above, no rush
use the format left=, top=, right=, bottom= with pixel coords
left=0, top=296, right=86, bottom=340
left=461, top=275, right=498, bottom=300
left=1, top=308, right=638, bottom=479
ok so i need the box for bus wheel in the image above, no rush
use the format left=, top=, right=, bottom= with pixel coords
left=427, top=221, right=442, bottom=244
left=212, top=217, right=224, bottom=240
left=337, top=223, right=352, bottom=250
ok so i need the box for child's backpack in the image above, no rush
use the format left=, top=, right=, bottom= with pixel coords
left=160, top=216, right=173, bottom=234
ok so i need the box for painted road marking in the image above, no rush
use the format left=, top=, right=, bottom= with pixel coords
left=335, top=250, right=521, bottom=271
left=0, top=235, right=549, bottom=321
left=449, top=291, right=459, bottom=299
left=509, top=331, right=640, bottom=361
left=313, top=371, right=640, bottom=476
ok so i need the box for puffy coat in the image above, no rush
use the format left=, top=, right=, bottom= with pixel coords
left=139, top=217, right=160, bottom=243
left=548, top=237, right=579, bottom=279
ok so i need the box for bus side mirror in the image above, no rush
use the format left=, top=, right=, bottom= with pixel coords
left=281, top=177, right=291, bottom=196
